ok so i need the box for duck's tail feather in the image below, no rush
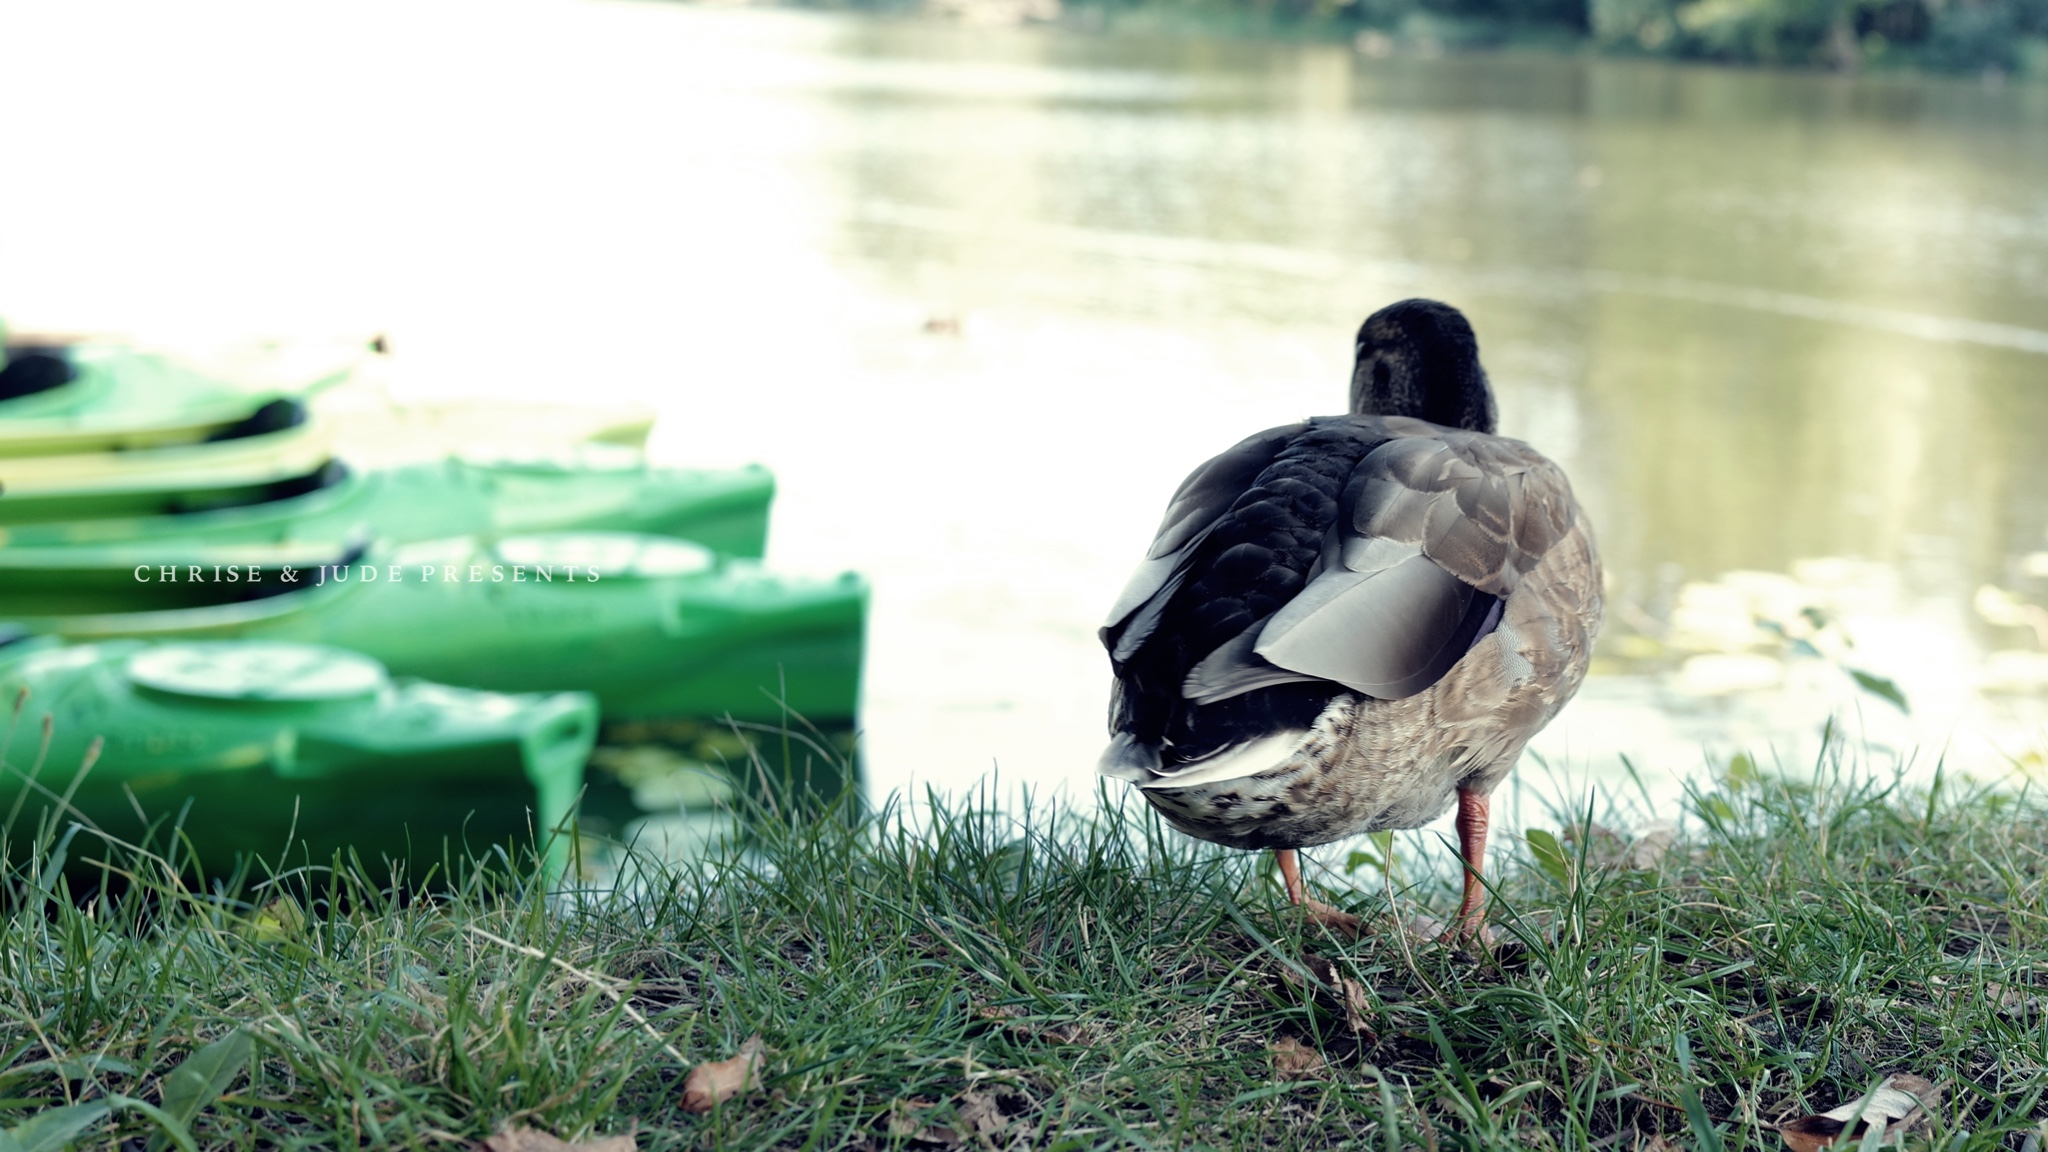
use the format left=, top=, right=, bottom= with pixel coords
left=1139, top=729, right=1307, bottom=791
left=1097, top=733, right=1162, bottom=782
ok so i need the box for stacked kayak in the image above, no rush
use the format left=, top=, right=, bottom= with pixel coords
left=0, top=453, right=777, bottom=558
left=0, top=342, right=322, bottom=454
left=0, top=332, right=865, bottom=874
left=0, top=341, right=775, bottom=557
left=3, top=533, right=867, bottom=724
left=0, top=632, right=596, bottom=880
left=0, top=344, right=334, bottom=523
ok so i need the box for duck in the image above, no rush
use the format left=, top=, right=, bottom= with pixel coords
left=1098, top=299, right=1602, bottom=941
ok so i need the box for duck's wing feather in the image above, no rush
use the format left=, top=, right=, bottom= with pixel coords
left=1346, top=428, right=1576, bottom=599
left=1185, top=423, right=1579, bottom=704
left=1101, top=421, right=1307, bottom=665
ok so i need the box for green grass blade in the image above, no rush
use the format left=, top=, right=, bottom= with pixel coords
left=145, top=1031, right=251, bottom=1152
left=4, top=1102, right=110, bottom=1152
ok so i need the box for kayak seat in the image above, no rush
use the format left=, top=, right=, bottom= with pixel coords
left=0, top=347, right=77, bottom=401
left=168, top=459, right=348, bottom=516
left=232, top=539, right=374, bottom=604
left=205, top=397, right=307, bottom=442
left=264, top=458, right=351, bottom=501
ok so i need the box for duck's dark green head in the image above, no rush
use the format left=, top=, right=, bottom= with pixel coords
left=1348, top=299, right=1497, bottom=434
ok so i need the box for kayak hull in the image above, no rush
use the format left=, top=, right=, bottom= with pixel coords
left=0, top=345, right=311, bottom=456
left=7, top=533, right=867, bottom=725
left=0, top=455, right=776, bottom=558
left=0, top=637, right=596, bottom=881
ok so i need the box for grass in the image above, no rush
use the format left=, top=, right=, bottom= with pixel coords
left=2, top=735, right=2047, bottom=1150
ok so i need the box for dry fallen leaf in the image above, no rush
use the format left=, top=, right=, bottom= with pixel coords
left=1625, top=820, right=1679, bottom=869
left=1932, top=978, right=2042, bottom=1016
left=1268, top=1036, right=1326, bottom=1078
left=1980, top=981, right=2042, bottom=1015
left=955, top=1090, right=1013, bottom=1140
left=1336, top=973, right=1373, bottom=1034
left=888, top=1098, right=961, bottom=1145
left=1573, top=820, right=1678, bottom=870
left=955, top=1088, right=1037, bottom=1146
left=680, top=1034, right=765, bottom=1114
left=1571, top=823, right=1628, bottom=864
left=1285, top=953, right=1376, bottom=1037
left=1402, top=913, right=1504, bottom=950
left=974, top=1003, right=1096, bottom=1046
left=1405, top=912, right=1448, bottom=941
left=1779, top=1073, right=1940, bottom=1151
left=482, top=1125, right=636, bottom=1152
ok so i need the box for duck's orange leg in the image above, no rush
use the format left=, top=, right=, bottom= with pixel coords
left=1445, top=786, right=1491, bottom=942
left=1275, top=848, right=1362, bottom=936
left=1276, top=846, right=1308, bottom=904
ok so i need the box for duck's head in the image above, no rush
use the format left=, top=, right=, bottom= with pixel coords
left=1348, top=299, right=1496, bottom=434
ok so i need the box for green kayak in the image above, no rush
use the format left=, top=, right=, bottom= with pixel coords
left=0, top=633, right=595, bottom=880
left=0, top=341, right=330, bottom=525
left=0, top=418, right=329, bottom=507
left=4, top=533, right=866, bottom=725
left=0, top=342, right=321, bottom=457
left=0, top=452, right=776, bottom=558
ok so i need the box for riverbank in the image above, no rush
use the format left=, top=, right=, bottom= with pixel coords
left=2, top=746, right=2044, bottom=1149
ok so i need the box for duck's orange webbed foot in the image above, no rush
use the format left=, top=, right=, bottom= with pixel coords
left=1274, top=847, right=1363, bottom=937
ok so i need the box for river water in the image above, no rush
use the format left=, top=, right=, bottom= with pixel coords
left=6, top=1, right=2048, bottom=828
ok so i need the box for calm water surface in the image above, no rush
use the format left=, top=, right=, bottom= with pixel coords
left=6, top=1, right=2048, bottom=827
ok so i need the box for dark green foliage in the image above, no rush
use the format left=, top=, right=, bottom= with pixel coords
left=1922, top=0, right=2022, bottom=69
left=800, top=0, right=2048, bottom=74
left=1582, top=0, right=2044, bottom=68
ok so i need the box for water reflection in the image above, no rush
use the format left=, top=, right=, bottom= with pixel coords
left=794, top=15, right=2048, bottom=803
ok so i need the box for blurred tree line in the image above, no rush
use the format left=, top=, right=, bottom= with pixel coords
left=835, top=0, right=2048, bottom=72
left=1578, top=0, right=2045, bottom=71
left=1189, top=0, right=2044, bottom=70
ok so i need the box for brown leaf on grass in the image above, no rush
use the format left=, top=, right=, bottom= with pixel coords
left=1569, top=823, right=1626, bottom=862
left=1045, top=1021, right=1100, bottom=1044
left=1404, top=912, right=1449, bottom=942
left=888, top=1098, right=961, bottom=1145
left=1283, top=953, right=1377, bottom=1038
left=1779, top=1074, right=1940, bottom=1151
left=1927, top=974, right=2040, bottom=1015
left=1984, top=981, right=2044, bottom=1014
left=1268, top=1036, right=1326, bottom=1078
left=955, top=1090, right=1017, bottom=1140
left=1571, top=820, right=1678, bottom=870
left=680, top=1034, right=765, bottom=1114
left=1337, top=975, right=1373, bottom=1034
left=482, top=1125, right=636, bottom=1152
left=1401, top=913, right=1506, bottom=950
left=1622, top=820, right=1678, bottom=869
left=974, top=1003, right=1097, bottom=1046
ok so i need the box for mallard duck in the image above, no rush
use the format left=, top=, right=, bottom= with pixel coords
left=1098, top=299, right=1602, bottom=940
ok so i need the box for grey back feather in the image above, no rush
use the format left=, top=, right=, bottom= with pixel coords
left=1347, top=417, right=1574, bottom=598
left=1108, top=414, right=1581, bottom=707
left=1102, top=422, right=1305, bottom=663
